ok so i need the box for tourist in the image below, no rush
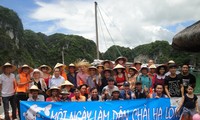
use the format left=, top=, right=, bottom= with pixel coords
left=79, top=84, right=89, bottom=100
left=54, top=63, right=67, bottom=80
left=60, top=80, right=74, bottom=99
left=113, top=64, right=127, bottom=89
left=67, top=63, right=77, bottom=87
left=0, top=63, right=17, bottom=120
left=137, top=65, right=152, bottom=93
left=165, top=60, right=180, bottom=76
left=86, top=66, right=100, bottom=89
left=128, top=67, right=138, bottom=91
left=102, top=60, right=113, bottom=69
left=150, top=84, right=168, bottom=98
left=148, top=64, right=156, bottom=80
left=133, top=81, right=148, bottom=99
left=46, top=86, right=60, bottom=102
left=164, top=64, right=184, bottom=98
left=133, top=61, right=142, bottom=71
left=30, top=69, right=47, bottom=98
left=16, top=64, right=33, bottom=119
left=87, top=87, right=102, bottom=101
left=152, top=64, right=167, bottom=89
left=120, top=81, right=134, bottom=100
left=27, top=85, right=44, bottom=101
left=176, top=85, right=199, bottom=120
left=48, top=68, right=65, bottom=88
left=147, top=59, right=154, bottom=67
left=114, top=56, right=127, bottom=66
left=110, top=88, right=123, bottom=101
left=178, top=64, right=196, bottom=94
left=60, top=89, right=71, bottom=102
left=38, top=65, right=52, bottom=89
left=76, top=59, right=90, bottom=86
left=102, top=77, right=118, bottom=100
left=71, top=87, right=86, bottom=102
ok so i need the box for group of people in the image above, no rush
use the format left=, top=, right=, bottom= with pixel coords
left=0, top=56, right=199, bottom=120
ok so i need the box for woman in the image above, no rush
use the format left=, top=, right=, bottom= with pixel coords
left=38, top=65, right=52, bottom=88
left=152, top=64, right=167, bottom=89
left=148, top=64, right=157, bottom=80
left=71, top=87, right=86, bottom=102
left=177, top=85, right=199, bottom=120
left=30, top=69, right=47, bottom=98
left=79, top=84, right=89, bottom=100
left=87, top=87, right=102, bottom=101
left=46, top=86, right=60, bottom=102
left=102, top=60, right=113, bottom=69
left=150, top=84, right=168, bottom=98
left=75, top=59, right=90, bottom=86
left=113, top=64, right=127, bottom=89
left=115, top=56, right=127, bottom=66
left=128, top=67, right=138, bottom=91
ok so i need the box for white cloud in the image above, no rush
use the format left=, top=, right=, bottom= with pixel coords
left=29, top=0, right=200, bottom=52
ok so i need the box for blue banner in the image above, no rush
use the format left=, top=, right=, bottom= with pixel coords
left=20, top=98, right=178, bottom=120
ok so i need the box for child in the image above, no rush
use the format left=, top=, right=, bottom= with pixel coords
left=150, top=84, right=167, bottom=98
left=176, top=85, right=199, bottom=120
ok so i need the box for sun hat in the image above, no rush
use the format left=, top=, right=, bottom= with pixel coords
left=134, top=61, right=142, bottom=65
left=54, top=63, right=66, bottom=70
left=18, top=64, right=33, bottom=73
left=115, top=56, right=127, bottom=65
left=46, top=86, right=60, bottom=96
left=140, top=65, right=149, bottom=72
left=97, top=64, right=104, bottom=69
left=168, top=60, right=175, bottom=64
left=69, top=63, right=75, bottom=67
left=129, top=67, right=138, bottom=72
left=112, top=88, right=120, bottom=95
left=30, top=69, right=43, bottom=78
left=28, top=85, right=40, bottom=93
left=0, top=62, right=16, bottom=72
left=61, top=80, right=74, bottom=87
left=149, top=64, right=157, bottom=69
left=38, top=65, right=52, bottom=73
left=113, top=64, right=125, bottom=70
left=156, top=64, right=167, bottom=74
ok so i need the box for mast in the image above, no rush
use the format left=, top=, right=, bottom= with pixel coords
left=95, top=1, right=99, bottom=59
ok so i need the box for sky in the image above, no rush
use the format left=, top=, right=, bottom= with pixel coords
left=1, top=0, right=200, bottom=52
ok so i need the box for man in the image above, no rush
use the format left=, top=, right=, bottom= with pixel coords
left=120, top=81, right=133, bottom=100
left=27, top=85, right=44, bottom=101
left=67, top=63, right=77, bottom=87
left=54, top=63, right=67, bottom=80
left=165, top=64, right=184, bottom=98
left=165, top=60, right=180, bottom=76
left=49, top=68, right=65, bottom=88
left=102, top=77, right=118, bottom=100
left=0, top=62, right=17, bottom=120
left=178, top=64, right=196, bottom=94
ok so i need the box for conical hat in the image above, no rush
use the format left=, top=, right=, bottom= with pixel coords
left=115, top=56, right=127, bottom=64
left=30, top=69, right=43, bottom=78
left=61, top=80, right=74, bottom=87
left=38, top=65, right=52, bottom=73
left=46, top=86, right=60, bottom=96
left=28, top=85, right=41, bottom=93
left=54, top=63, right=66, bottom=69
left=129, top=67, right=138, bottom=72
left=18, top=64, right=33, bottom=73
left=69, top=63, right=75, bottom=67
left=113, top=64, right=125, bottom=70
left=149, top=64, right=157, bottom=69
left=0, top=62, right=16, bottom=72
left=89, top=66, right=97, bottom=70
left=134, top=61, right=142, bottom=65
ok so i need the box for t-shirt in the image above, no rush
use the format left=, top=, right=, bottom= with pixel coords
left=183, top=94, right=198, bottom=109
left=0, top=73, right=16, bottom=97
left=164, top=75, right=182, bottom=97
left=178, top=73, right=196, bottom=93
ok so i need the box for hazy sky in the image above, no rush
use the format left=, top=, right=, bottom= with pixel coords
left=1, top=0, right=200, bottom=52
